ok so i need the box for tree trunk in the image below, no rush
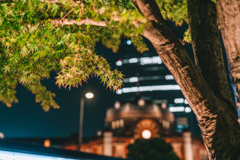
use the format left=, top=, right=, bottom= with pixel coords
left=188, top=0, right=240, bottom=159
left=216, top=0, right=240, bottom=115
left=131, top=0, right=240, bottom=159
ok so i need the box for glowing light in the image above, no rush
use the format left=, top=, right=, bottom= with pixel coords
left=129, top=77, right=138, bottom=83
left=119, top=56, right=162, bottom=65
left=142, top=130, right=151, bottom=139
left=161, top=102, right=167, bottom=109
left=120, top=119, right=124, bottom=127
left=85, top=92, right=94, bottom=99
left=138, top=98, right=145, bottom=106
left=185, top=107, right=191, bottom=113
left=97, top=131, right=102, bottom=136
left=129, top=58, right=138, bottom=63
left=140, top=56, right=162, bottom=65
left=116, top=85, right=181, bottom=94
left=116, top=89, right=122, bottom=94
left=123, top=75, right=165, bottom=83
left=44, top=139, right=51, bottom=148
left=169, top=106, right=185, bottom=112
left=165, top=75, right=174, bottom=80
left=116, top=60, right=122, bottom=66
left=114, top=101, right=121, bottom=109
left=0, top=132, right=4, bottom=139
left=126, top=40, right=132, bottom=45
left=174, top=98, right=184, bottom=104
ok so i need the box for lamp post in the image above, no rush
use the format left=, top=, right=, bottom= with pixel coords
left=78, top=92, right=94, bottom=151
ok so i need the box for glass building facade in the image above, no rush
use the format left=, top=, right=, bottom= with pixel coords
left=114, top=39, right=199, bottom=134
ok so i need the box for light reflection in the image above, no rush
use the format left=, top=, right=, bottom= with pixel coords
left=0, top=151, right=77, bottom=160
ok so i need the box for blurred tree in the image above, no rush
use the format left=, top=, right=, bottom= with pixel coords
left=127, top=138, right=179, bottom=160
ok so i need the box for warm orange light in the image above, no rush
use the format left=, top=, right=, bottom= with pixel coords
left=44, top=139, right=51, bottom=148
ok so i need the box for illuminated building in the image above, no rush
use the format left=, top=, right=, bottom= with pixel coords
left=5, top=99, right=207, bottom=160
left=114, top=39, right=197, bottom=134
left=80, top=98, right=208, bottom=160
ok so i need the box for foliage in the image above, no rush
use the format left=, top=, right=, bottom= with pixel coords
left=0, top=0, right=187, bottom=110
left=127, top=138, right=179, bottom=160
left=156, top=0, right=188, bottom=26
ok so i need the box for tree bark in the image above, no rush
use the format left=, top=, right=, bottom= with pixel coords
left=216, top=0, right=240, bottom=115
left=131, top=0, right=240, bottom=159
left=188, top=0, right=239, bottom=159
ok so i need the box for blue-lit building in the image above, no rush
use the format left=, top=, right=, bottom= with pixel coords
left=114, top=39, right=199, bottom=134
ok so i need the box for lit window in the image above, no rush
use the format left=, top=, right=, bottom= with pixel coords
left=185, top=107, right=191, bottom=113
left=116, top=89, right=122, bottom=94
left=140, top=56, right=162, bottom=65
left=112, top=121, right=116, bottom=129
left=120, top=119, right=124, bottom=127
left=165, top=75, right=174, bottom=80
left=129, top=77, right=138, bottom=83
left=169, top=106, right=185, bottom=112
left=129, top=58, right=138, bottom=63
left=174, top=98, right=184, bottom=104
left=116, top=85, right=181, bottom=94
left=116, top=60, right=123, bottom=66
left=162, top=120, right=170, bottom=129
left=116, top=120, right=120, bottom=128
left=142, top=130, right=151, bottom=139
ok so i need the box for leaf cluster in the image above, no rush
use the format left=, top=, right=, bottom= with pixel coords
left=0, top=0, right=149, bottom=110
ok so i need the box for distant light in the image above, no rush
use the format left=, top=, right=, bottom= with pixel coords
left=129, top=58, right=138, bottom=63
left=85, top=92, right=94, bottom=99
left=119, top=56, right=163, bottom=65
left=169, top=106, right=185, bottom=112
left=138, top=98, right=145, bottom=106
left=140, top=56, right=162, bottom=65
left=126, top=40, right=132, bottom=45
left=174, top=98, right=184, bottom=104
left=165, top=75, right=174, bottom=80
left=142, top=130, right=151, bottom=139
left=116, top=60, right=122, bottom=66
left=129, top=77, right=138, bottom=83
left=114, top=101, right=121, bottom=109
left=116, top=85, right=181, bottom=94
left=116, top=89, right=122, bottom=94
left=97, top=131, right=102, bottom=136
left=185, top=107, right=191, bottom=113
left=44, top=139, right=51, bottom=148
left=0, top=132, right=4, bottom=139
left=161, top=102, right=167, bottom=109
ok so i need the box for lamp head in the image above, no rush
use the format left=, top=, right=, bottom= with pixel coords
left=85, top=92, right=94, bottom=99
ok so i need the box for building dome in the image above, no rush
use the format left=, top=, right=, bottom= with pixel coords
left=105, top=98, right=174, bottom=137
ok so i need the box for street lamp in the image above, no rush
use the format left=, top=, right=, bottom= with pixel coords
left=78, top=92, right=94, bottom=151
